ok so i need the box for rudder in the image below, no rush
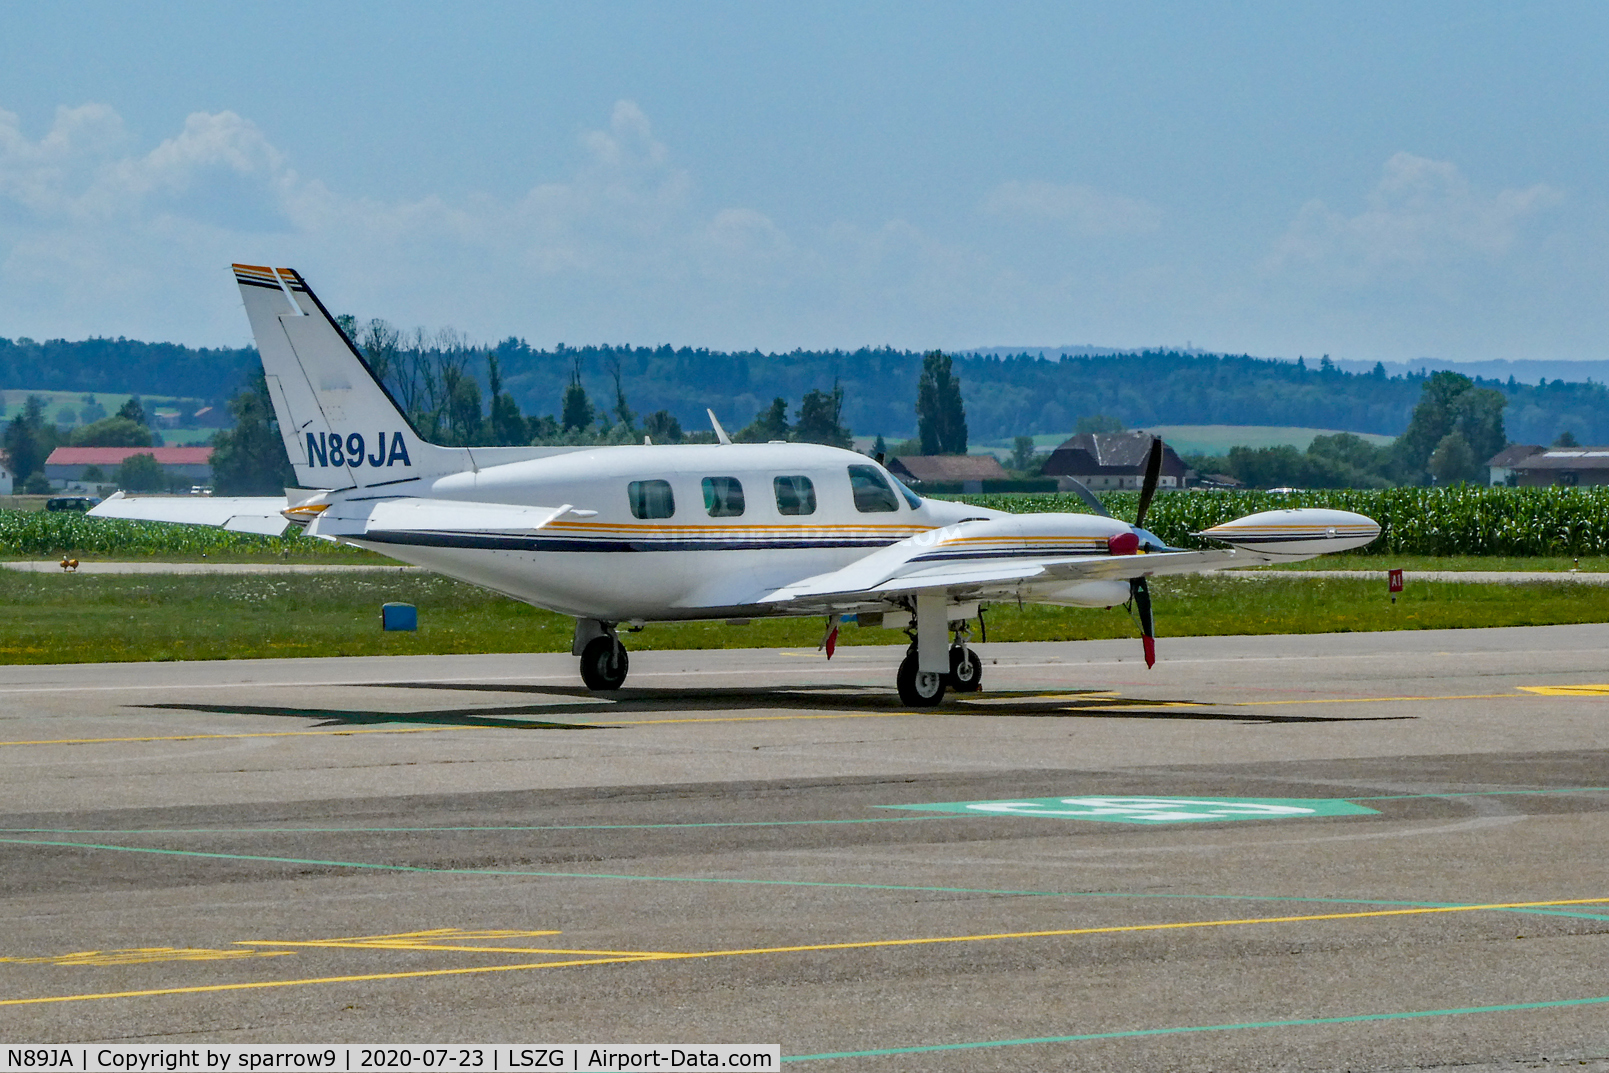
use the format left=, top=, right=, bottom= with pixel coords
left=232, top=264, right=468, bottom=490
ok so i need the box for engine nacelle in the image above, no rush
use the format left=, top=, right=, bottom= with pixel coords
left=1038, top=580, right=1135, bottom=608
left=1197, top=508, right=1380, bottom=556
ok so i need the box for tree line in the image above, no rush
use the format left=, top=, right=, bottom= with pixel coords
left=8, top=331, right=1609, bottom=447
left=200, top=339, right=971, bottom=493
left=1181, top=371, right=1510, bottom=488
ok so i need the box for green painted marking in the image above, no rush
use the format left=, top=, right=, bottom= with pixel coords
left=783, top=994, right=1609, bottom=1062
left=0, top=816, right=944, bottom=836
left=885, top=796, right=1378, bottom=824
left=2, top=785, right=1602, bottom=835
left=3, top=837, right=1605, bottom=920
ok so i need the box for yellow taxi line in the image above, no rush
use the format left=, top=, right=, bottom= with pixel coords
left=1236, top=693, right=1520, bottom=707
left=5, top=896, right=1603, bottom=1008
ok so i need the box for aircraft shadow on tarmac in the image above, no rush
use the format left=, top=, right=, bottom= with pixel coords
left=143, top=685, right=1414, bottom=729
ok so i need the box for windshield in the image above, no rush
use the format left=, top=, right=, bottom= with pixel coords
left=885, top=472, right=923, bottom=510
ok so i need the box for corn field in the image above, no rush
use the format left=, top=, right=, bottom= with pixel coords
left=7, top=486, right=1609, bottom=559
left=950, top=486, right=1609, bottom=557
left=0, top=510, right=367, bottom=559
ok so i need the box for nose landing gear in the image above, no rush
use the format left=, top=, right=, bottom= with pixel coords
left=574, top=619, right=629, bottom=691
left=948, top=623, right=983, bottom=693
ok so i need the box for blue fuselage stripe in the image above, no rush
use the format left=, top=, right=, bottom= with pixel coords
left=359, top=532, right=903, bottom=553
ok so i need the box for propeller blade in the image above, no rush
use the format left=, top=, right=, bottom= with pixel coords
left=1130, top=576, right=1156, bottom=669
left=1133, top=435, right=1164, bottom=530
left=1061, top=477, right=1111, bottom=518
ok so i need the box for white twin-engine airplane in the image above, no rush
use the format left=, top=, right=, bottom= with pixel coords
left=90, top=265, right=1382, bottom=705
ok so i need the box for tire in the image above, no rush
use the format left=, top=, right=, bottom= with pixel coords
left=948, top=647, right=983, bottom=692
left=896, top=650, right=947, bottom=707
left=579, top=635, right=629, bottom=690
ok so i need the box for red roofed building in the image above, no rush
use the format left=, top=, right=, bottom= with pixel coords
left=886, top=454, right=1010, bottom=493
left=44, top=446, right=213, bottom=489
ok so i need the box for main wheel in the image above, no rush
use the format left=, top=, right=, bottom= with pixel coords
left=948, top=647, right=983, bottom=692
left=579, top=635, right=629, bottom=690
left=896, top=650, right=947, bottom=707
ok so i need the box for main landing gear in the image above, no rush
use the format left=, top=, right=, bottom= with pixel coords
left=895, top=594, right=983, bottom=708
left=574, top=619, right=629, bottom=691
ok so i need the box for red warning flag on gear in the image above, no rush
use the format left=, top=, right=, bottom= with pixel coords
left=819, top=614, right=841, bottom=659
left=1388, top=569, right=1404, bottom=593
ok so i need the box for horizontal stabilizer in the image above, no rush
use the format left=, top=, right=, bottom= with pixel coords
left=87, top=492, right=289, bottom=535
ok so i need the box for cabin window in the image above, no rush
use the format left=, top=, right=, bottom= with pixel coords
left=702, top=476, right=745, bottom=517
left=848, top=464, right=900, bottom=513
left=774, top=475, right=817, bottom=516
left=627, top=479, right=676, bottom=519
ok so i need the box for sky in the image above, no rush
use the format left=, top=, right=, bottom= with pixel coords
left=0, top=1, right=1606, bottom=362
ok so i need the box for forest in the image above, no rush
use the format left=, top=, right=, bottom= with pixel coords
left=4, top=331, right=1608, bottom=447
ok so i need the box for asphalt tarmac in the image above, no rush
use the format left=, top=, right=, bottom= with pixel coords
left=0, top=626, right=1606, bottom=1071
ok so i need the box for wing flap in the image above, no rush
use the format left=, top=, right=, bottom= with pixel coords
left=359, top=499, right=572, bottom=535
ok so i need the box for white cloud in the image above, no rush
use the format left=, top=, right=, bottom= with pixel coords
left=5, top=105, right=1602, bottom=361
left=1268, top=152, right=1562, bottom=286
left=981, top=179, right=1161, bottom=236
left=0, top=99, right=1026, bottom=349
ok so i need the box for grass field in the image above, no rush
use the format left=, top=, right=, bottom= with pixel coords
left=3, top=569, right=1606, bottom=666
left=0, top=388, right=217, bottom=438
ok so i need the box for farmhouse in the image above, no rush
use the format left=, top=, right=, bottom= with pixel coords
left=886, top=454, right=1009, bottom=493
left=1485, top=444, right=1544, bottom=486
left=1040, top=431, right=1188, bottom=491
left=1504, top=446, right=1609, bottom=488
left=44, top=446, right=214, bottom=490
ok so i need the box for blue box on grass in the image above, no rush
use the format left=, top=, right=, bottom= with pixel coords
left=381, top=603, right=418, bottom=631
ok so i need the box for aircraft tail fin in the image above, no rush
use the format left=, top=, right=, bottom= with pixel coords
left=232, top=264, right=468, bottom=490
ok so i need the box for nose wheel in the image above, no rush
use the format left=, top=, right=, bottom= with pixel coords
left=579, top=634, right=629, bottom=690
left=948, top=645, right=983, bottom=692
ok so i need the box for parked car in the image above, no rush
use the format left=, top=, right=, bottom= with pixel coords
left=45, top=496, right=102, bottom=512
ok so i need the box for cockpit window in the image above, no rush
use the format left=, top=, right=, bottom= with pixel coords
left=774, top=475, right=817, bottom=516
left=627, top=479, right=675, bottom=519
left=886, top=471, right=923, bottom=510
left=848, top=464, right=900, bottom=513
left=702, top=476, right=745, bottom=517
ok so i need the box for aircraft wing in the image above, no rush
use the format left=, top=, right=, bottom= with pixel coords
left=87, top=491, right=291, bottom=536
left=760, top=546, right=1280, bottom=610
left=87, top=492, right=574, bottom=544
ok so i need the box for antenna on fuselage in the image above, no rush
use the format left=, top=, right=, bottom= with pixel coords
left=707, top=409, right=732, bottom=445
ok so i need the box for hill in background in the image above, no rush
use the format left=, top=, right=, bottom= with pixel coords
left=4, top=334, right=1609, bottom=447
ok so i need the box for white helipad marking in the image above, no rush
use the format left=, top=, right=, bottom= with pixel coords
left=886, top=796, right=1379, bottom=824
